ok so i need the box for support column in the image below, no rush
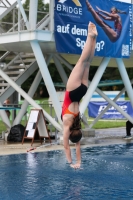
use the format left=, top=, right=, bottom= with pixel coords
left=29, top=0, right=38, bottom=30
left=17, top=0, right=30, bottom=29
left=49, top=0, right=54, bottom=31
left=30, top=41, right=62, bottom=124
left=53, top=56, right=68, bottom=86
left=13, top=55, right=52, bottom=125
left=55, top=54, right=73, bottom=70
left=116, top=58, right=133, bottom=108
left=13, top=70, right=41, bottom=125
left=80, top=57, right=110, bottom=115
left=0, top=69, right=62, bottom=132
left=13, top=8, right=15, bottom=32
left=18, top=7, right=20, bottom=31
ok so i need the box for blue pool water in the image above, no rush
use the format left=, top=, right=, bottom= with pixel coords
left=0, top=144, right=133, bottom=200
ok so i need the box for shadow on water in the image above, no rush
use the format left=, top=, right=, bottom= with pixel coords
left=0, top=143, right=133, bottom=200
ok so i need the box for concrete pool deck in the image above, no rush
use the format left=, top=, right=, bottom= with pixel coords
left=0, top=127, right=133, bottom=156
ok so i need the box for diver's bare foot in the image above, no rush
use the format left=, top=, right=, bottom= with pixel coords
left=86, top=0, right=92, bottom=11
left=88, top=22, right=98, bottom=38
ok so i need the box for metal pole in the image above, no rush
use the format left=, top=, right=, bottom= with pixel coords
left=13, top=55, right=52, bottom=125
left=80, top=57, right=110, bottom=115
left=0, top=69, right=62, bottom=132
left=55, top=54, right=73, bottom=70
left=49, top=0, right=54, bottom=31
left=17, top=0, right=30, bottom=30
left=53, top=55, right=68, bottom=86
left=18, top=7, right=20, bottom=31
left=13, top=8, right=15, bottom=32
left=13, top=70, right=41, bottom=125
left=29, top=0, right=38, bottom=30
left=116, top=58, right=133, bottom=108
left=30, top=41, right=62, bottom=124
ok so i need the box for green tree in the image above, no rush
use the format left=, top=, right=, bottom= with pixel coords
left=23, top=0, right=49, bottom=23
left=0, top=9, right=15, bottom=32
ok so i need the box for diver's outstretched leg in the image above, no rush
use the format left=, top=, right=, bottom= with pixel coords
left=66, top=22, right=97, bottom=91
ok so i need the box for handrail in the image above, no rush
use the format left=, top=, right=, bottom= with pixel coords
left=0, top=1, right=50, bottom=33
left=36, top=13, right=49, bottom=28
left=0, top=51, right=10, bottom=62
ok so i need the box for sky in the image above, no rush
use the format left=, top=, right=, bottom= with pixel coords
left=10, top=0, right=50, bottom=4
left=0, top=0, right=50, bottom=14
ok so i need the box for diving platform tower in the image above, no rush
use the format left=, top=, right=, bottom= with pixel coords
left=0, top=0, right=133, bottom=133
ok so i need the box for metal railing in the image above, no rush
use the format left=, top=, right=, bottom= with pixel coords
left=0, top=6, right=49, bottom=33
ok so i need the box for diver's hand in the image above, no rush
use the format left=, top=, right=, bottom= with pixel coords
left=70, top=163, right=81, bottom=169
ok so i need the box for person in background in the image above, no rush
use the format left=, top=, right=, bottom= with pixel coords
left=3, top=98, right=10, bottom=119
left=62, top=22, right=97, bottom=169
left=124, top=120, right=133, bottom=139
left=0, top=98, right=11, bottom=139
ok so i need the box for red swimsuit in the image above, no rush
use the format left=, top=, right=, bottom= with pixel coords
left=61, top=84, right=87, bottom=118
left=62, top=91, right=79, bottom=117
left=114, top=21, right=122, bottom=39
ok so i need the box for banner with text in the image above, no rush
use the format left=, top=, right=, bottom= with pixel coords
left=88, top=101, right=133, bottom=119
left=54, top=0, right=132, bottom=58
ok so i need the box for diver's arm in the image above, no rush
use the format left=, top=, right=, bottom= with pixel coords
left=97, top=12, right=112, bottom=21
left=70, top=142, right=81, bottom=169
left=96, top=6, right=119, bottom=21
left=63, top=127, right=72, bottom=164
left=75, top=141, right=81, bottom=167
left=96, top=6, right=112, bottom=17
left=63, top=130, right=81, bottom=168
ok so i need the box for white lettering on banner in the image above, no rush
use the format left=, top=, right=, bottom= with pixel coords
left=76, top=38, right=85, bottom=49
left=98, top=105, right=107, bottom=113
left=96, top=41, right=105, bottom=51
left=76, top=39, right=106, bottom=51
left=57, top=24, right=70, bottom=33
left=129, top=5, right=132, bottom=54
left=56, top=24, right=87, bottom=36
left=98, top=105, right=127, bottom=115
left=56, top=24, right=106, bottom=51
left=71, top=25, right=87, bottom=36
left=129, top=6, right=132, bottom=23
left=102, top=112, right=123, bottom=115
left=56, top=4, right=82, bottom=15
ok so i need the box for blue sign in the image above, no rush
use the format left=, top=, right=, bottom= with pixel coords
left=88, top=101, right=133, bottom=119
left=54, top=0, right=132, bottom=58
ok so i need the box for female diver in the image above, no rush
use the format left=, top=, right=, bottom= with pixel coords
left=62, top=22, right=97, bottom=169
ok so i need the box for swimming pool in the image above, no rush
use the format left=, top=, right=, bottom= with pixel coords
left=0, top=143, right=133, bottom=200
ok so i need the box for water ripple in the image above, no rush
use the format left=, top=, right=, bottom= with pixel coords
left=0, top=144, right=133, bottom=199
